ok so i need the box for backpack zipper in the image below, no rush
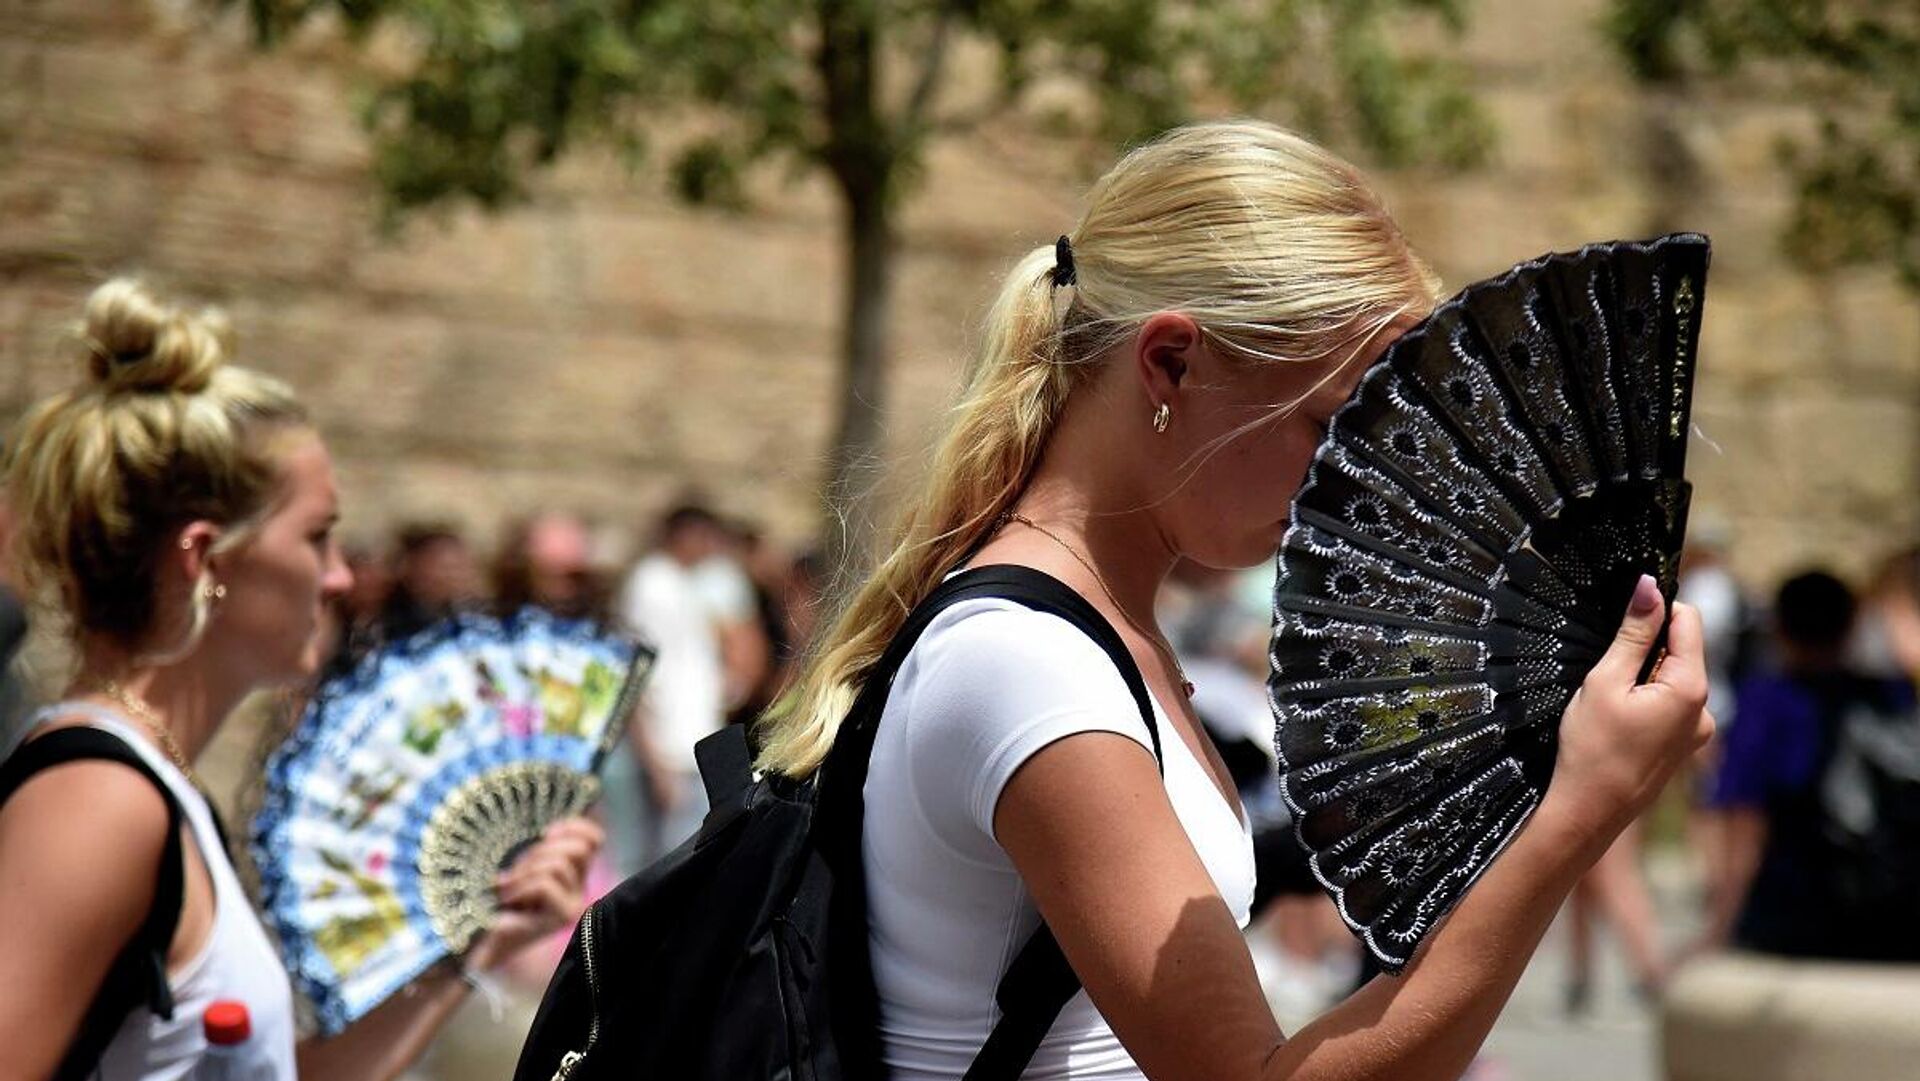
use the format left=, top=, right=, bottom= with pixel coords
left=551, top=904, right=604, bottom=1080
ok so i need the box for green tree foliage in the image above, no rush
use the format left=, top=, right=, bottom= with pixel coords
left=233, top=0, right=1493, bottom=571
left=1606, top=0, right=1919, bottom=288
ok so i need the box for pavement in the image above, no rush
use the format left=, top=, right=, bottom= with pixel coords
left=1258, top=849, right=1699, bottom=1081
left=1475, top=933, right=1661, bottom=1081
left=1475, top=851, right=1697, bottom=1081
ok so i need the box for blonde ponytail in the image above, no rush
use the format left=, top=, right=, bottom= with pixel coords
left=757, top=120, right=1443, bottom=778
left=755, top=245, right=1087, bottom=776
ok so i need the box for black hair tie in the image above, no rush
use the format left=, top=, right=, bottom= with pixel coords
left=1053, top=235, right=1077, bottom=289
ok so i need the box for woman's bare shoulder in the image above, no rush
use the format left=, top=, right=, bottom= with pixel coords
left=0, top=732, right=173, bottom=911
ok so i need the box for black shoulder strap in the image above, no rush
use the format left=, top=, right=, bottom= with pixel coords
left=818, top=565, right=1162, bottom=1081
left=0, top=727, right=186, bottom=1079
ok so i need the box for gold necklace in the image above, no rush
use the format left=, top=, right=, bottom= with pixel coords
left=97, top=681, right=197, bottom=780
left=1003, top=512, right=1195, bottom=698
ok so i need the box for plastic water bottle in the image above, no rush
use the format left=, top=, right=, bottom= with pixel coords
left=198, top=1001, right=274, bottom=1079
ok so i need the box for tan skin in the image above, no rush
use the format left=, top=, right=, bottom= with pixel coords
left=967, top=313, right=1714, bottom=1081
left=0, top=430, right=602, bottom=1081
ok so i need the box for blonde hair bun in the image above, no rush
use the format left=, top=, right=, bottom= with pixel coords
left=6, top=277, right=306, bottom=652
left=82, top=277, right=233, bottom=394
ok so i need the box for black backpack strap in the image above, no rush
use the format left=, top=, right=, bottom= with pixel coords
left=823, top=566, right=1161, bottom=792
left=966, top=918, right=1086, bottom=1081
left=817, top=564, right=1163, bottom=1081
left=694, top=722, right=756, bottom=843
left=0, top=726, right=187, bottom=1079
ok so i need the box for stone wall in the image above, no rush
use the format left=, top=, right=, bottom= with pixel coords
left=3, top=0, right=1915, bottom=590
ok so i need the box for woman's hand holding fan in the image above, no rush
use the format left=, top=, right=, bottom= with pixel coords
left=461, top=816, right=605, bottom=973
left=1543, top=577, right=1713, bottom=852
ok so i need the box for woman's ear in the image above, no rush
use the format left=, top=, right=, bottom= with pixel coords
left=1132, top=312, right=1204, bottom=412
left=171, top=521, right=223, bottom=584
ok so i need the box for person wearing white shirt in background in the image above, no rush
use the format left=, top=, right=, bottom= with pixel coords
left=695, top=520, right=773, bottom=716
left=1670, top=523, right=1758, bottom=971
left=1677, top=521, right=1749, bottom=722
left=606, top=503, right=768, bottom=874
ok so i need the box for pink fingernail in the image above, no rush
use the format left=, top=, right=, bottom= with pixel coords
left=1630, top=574, right=1660, bottom=615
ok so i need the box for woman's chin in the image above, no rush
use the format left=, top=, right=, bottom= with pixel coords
left=284, top=639, right=329, bottom=683
left=1189, top=538, right=1282, bottom=573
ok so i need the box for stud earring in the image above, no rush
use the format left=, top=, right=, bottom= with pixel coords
left=203, top=583, right=227, bottom=603
left=1152, top=402, right=1171, bottom=434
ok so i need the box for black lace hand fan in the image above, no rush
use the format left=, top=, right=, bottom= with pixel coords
left=1269, top=234, right=1707, bottom=971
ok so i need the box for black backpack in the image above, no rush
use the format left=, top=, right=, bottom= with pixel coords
left=513, top=565, right=1163, bottom=1081
left=1737, top=675, right=1920, bottom=961
left=1815, top=681, right=1920, bottom=958
left=0, top=725, right=190, bottom=1081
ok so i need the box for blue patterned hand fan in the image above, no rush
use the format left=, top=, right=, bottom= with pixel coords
left=251, top=608, right=653, bottom=1033
left=1270, top=234, right=1707, bottom=971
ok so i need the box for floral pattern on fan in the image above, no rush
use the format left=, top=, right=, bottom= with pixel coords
left=1270, top=234, right=1708, bottom=971
left=251, top=608, right=654, bottom=1033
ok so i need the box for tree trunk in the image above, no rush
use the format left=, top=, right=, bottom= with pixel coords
left=814, top=0, right=894, bottom=590
left=819, top=185, right=894, bottom=587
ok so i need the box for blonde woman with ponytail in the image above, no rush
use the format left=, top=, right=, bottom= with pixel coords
left=758, top=121, right=1712, bottom=1080
left=0, top=279, right=601, bottom=1081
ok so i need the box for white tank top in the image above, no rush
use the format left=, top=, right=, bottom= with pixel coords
left=29, top=704, right=298, bottom=1081
left=864, top=599, right=1256, bottom=1079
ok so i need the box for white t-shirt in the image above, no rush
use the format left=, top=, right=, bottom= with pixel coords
left=617, top=554, right=728, bottom=773
left=692, top=556, right=757, bottom=625
left=864, top=598, right=1256, bottom=1080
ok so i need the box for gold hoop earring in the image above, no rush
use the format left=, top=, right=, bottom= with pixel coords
left=1152, top=402, right=1171, bottom=434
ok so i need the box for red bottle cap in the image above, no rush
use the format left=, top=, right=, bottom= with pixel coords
left=203, top=1000, right=251, bottom=1045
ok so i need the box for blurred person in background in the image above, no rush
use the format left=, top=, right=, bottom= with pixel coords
left=340, top=541, right=392, bottom=630
left=1671, top=524, right=1757, bottom=972
left=702, top=517, right=772, bottom=716
left=314, top=541, right=393, bottom=676
left=378, top=522, right=479, bottom=641
left=1556, top=533, right=1740, bottom=1012
left=1160, top=561, right=1281, bottom=807
left=0, top=278, right=599, bottom=1081
left=1679, top=521, right=1756, bottom=721
left=610, top=502, right=764, bottom=872
left=1161, top=560, right=1358, bottom=1024
left=1699, top=569, right=1920, bottom=961
left=725, top=520, right=791, bottom=727
left=786, top=549, right=826, bottom=641
left=1561, top=826, right=1669, bottom=1013
left=1851, top=545, right=1920, bottom=682
left=771, top=548, right=826, bottom=702
left=492, top=511, right=608, bottom=622
left=0, top=488, right=34, bottom=750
